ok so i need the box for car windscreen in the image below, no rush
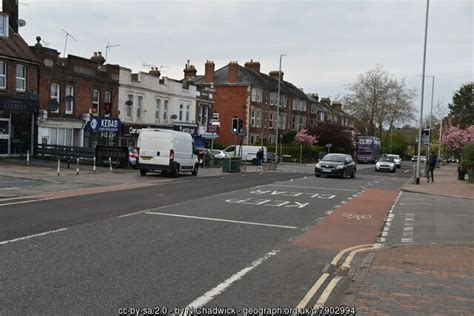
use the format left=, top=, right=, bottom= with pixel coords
left=322, top=154, right=346, bottom=162
left=379, top=157, right=395, bottom=162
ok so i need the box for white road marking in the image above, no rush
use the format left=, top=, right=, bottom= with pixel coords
left=0, top=228, right=68, bottom=245
left=266, top=184, right=359, bottom=192
left=296, top=273, right=330, bottom=308
left=400, top=202, right=431, bottom=205
left=185, top=250, right=279, bottom=308
left=145, top=212, right=298, bottom=229
left=0, top=198, right=45, bottom=207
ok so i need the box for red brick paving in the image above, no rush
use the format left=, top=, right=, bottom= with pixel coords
left=355, top=244, right=474, bottom=315
left=293, top=189, right=398, bottom=251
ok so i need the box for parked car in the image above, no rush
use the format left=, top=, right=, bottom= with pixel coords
left=210, top=149, right=227, bottom=159
left=411, top=155, right=427, bottom=162
left=386, top=154, right=401, bottom=168
left=223, top=145, right=268, bottom=163
left=375, top=156, right=396, bottom=172
left=315, top=153, right=356, bottom=179
left=137, top=129, right=199, bottom=177
left=128, top=147, right=139, bottom=169
left=447, top=156, right=459, bottom=163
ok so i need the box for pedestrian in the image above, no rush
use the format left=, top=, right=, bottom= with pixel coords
left=256, top=148, right=264, bottom=166
left=427, top=151, right=437, bottom=183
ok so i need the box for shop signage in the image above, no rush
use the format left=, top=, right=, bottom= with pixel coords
left=0, top=95, right=39, bottom=113
left=87, top=117, right=121, bottom=132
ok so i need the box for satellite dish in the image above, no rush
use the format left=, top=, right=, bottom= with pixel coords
left=18, top=19, right=26, bottom=27
left=47, top=99, right=59, bottom=112
left=170, top=114, right=178, bottom=120
left=125, top=100, right=133, bottom=106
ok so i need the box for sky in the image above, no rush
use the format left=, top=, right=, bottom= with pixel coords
left=16, top=0, right=473, bottom=124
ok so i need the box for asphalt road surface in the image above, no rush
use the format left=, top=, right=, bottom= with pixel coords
left=0, top=164, right=412, bottom=313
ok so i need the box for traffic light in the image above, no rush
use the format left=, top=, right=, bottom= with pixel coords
left=422, top=128, right=430, bottom=137
left=238, top=119, right=243, bottom=134
left=232, top=117, right=239, bottom=134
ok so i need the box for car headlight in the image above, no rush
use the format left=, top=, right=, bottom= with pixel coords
left=315, top=163, right=321, bottom=168
left=336, top=165, right=344, bottom=169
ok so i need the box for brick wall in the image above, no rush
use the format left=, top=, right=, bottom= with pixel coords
left=0, top=57, right=39, bottom=96
left=214, top=85, right=249, bottom=146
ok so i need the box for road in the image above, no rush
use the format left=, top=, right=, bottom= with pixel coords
left=0, top=163, right=413, bottom=313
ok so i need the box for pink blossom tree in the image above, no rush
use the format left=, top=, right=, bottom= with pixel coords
left=441, top=125, right=473, bottom=151
left=295, top=129, right=319, bottom=163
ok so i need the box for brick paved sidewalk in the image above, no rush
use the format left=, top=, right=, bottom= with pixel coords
left=353, top=244, right=474, bottom=315
left=403, top=165, right=474, bottom=199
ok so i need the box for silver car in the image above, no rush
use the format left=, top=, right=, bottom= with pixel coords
left=386, top=154, right=401, bottom=168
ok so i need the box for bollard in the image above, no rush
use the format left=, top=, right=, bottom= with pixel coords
left=26, top=150, right=30, bottom=166
left=109, top=157, right=112, bottom=172
left=93, top=157, right=96, bottom=174
left=76, top=158, right=80, bottom=175
left=57, top=158, right=61, bottom=176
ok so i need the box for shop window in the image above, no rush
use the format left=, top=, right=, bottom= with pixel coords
left=16, top=64, right=26, bottom=92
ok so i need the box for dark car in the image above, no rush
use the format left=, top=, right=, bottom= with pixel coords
left=128, top=147, right=139, bottom=169
left=315, top=153, right=356, bottom=178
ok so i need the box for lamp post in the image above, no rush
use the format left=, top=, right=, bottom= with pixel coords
left=425, top=75, right=435, bottom=157
left=275, top=54, right=286, bottom=160
left=415, top=0, right=430, bottom=185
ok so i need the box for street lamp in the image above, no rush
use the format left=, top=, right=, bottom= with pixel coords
left=415, top=0, right=430, bottom=185
left=275, top=54, right=286, bottom=160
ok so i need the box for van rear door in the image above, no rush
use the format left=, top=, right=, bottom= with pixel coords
left=138, top=130, right=172, bottom=166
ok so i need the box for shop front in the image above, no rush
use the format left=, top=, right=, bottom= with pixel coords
left=120, top=123, right=159, bottom=147
left=84, top=116, right=121, bottom=148
left=37, top=117, right=84, bottom=147
left=0, top=95, right=38, bottom=156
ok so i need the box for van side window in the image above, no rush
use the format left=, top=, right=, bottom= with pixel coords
left=224, top=146, right=235, bottom=152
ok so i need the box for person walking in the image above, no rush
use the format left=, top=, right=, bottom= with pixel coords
left=256, top=148, right=264, bottom=166
left=427, top=151, right=437, bottom=183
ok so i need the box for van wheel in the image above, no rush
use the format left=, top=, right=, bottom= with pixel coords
left=140, top=169, right=147, bottom=176
left=171, top=163, right=179, bottom=177
left=192, top=164, right=198, bottom=176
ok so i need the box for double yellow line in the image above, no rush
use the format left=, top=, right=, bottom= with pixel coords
left=296, top=243, right=381, bottom=308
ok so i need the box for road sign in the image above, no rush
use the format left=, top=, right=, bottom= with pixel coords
left=207, top=125, right=218, bottom=133
left=326, top=143, right=332, bottom=148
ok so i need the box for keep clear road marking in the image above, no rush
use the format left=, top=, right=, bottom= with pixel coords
left=183, top=250, right=280, bottom=309
left=0, top=228, right=68, bottom=245
left=145, top=212, right=298, bottom=230
left=266, top=184, right=360, bottom=192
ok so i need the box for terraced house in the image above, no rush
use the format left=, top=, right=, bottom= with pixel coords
left=191, top=60, right=352, bottom=147
left=0, top=0, right=40, bottom=156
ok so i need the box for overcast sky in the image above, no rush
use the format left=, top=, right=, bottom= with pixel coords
left=18, top=0, right=472, bottom=123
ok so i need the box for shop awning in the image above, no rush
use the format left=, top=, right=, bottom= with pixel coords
left=39, top=118, right=84, bottom=129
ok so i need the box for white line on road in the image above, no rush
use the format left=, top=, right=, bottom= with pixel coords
left=185, top=250, right=280, bottom=308
left=399, top=202, right=432, bottom=205
left=0, top=228, right=68, bottom=245
left=0, top=198, right=45, bottom=207
left=266, top=184, right=360, bottom=192
left=145, top=212, right=298, bottom=230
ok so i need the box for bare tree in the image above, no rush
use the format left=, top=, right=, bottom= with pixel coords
left=343, top=65, right=417, bottom=138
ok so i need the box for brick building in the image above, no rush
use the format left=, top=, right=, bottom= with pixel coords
left=0, top=0, right=40, bottom=156
left=31, top=42, right=120, bottom=148
left=192, top=60, right=319, bottom=147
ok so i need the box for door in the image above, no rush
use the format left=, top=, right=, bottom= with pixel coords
left=0, top=119, right=10, bottom=156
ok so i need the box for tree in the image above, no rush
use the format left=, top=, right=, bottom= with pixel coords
left=448, top=83, right=474, bottom=128
left=295, top=129, right=319, bottom=163
left=441, top=125, right=474, bottom=152
left=282, top=131, right=297, bottom=144
left=343, top=65, right=417, bottom=138
left=309, top=122, right=353, bottom=153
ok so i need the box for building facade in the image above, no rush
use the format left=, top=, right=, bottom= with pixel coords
left=0, top=0, right=40, bottom=156
left=118, top=67, right=197, bottom=146
left=32, top=44, right=121, bottom=148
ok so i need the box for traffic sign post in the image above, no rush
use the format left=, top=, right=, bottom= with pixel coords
left=326, top=143, right=332, bottom=153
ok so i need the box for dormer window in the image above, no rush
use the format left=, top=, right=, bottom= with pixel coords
left=0, top=15, right=8, bottom=37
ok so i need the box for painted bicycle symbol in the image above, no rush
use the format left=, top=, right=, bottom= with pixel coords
left=342, top=212, right=372, bottom=220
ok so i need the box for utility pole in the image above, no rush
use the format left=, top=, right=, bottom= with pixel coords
left=275, top=54, right=286, bottom=160
left=415, top=0, right=430, bottom=185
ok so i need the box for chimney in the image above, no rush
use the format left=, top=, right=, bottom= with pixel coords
left=183, top=60, right=197, bottom=79
left=309, top=93, right=319, bottom=102
left=204, top=60, right=215, bottom=83
left=90, top=52, right=98, bottom=62
left=149, top=67, right=161, bottom=78
left=320, top=97, right=331, bottom=105
left=332, top=101, right=342, bottom=110
left=244, top=59, right=260, bottom=73
left=227, top=61, right=238, bottom=84
left=269, top=70, right=284, bottom=81
left=96, top=51, right=105, bottom=65
left=3, top=0, right=19, bottom=33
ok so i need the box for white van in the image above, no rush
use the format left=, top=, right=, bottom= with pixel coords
left=137, top=129, right=199, bottom=177
left=223, top=145, right=268, bottom=163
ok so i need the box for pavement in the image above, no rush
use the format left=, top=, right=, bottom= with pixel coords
left=342, top=165, right=474, bottom=315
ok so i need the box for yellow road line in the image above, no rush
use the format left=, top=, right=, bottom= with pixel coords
left=330, top=244, right=373, bottom=266
left=296, top=273, right=330, bottom=308
left=315, top=276, right=343, bottom=307
left=341, top=246, right=374, bottom=269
